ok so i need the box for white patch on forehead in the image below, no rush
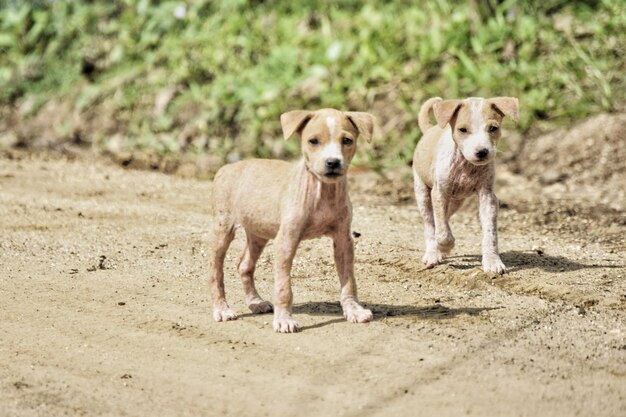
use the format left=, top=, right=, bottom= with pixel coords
left=468, top=98, right=485, bottom=131
left=326, top=116, right=336, bottom=138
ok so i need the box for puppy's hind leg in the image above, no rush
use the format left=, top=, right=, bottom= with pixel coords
left=209, top=215, right=238, bottom=322
left=446, top=198, right=464, bottom=220
left=432, top=187, right=456, bottom=255
left=414, top=174, right=443, bottom=268
left=238, top=233, right=273, bottom=314
left=435, top=197, right=463, bottom=252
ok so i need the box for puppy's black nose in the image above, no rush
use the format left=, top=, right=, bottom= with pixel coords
left=476, top=148, right=489, bottom=160
left=326, top=158, right=342, bottom=170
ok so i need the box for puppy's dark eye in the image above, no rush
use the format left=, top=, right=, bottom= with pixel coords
left=342, top=137, right=353, bottom=146
left=308, top=138, right=319, bottom=145
left=489, top=125, right=499, bottom=133
left=459, top=127, right=468, bottom=133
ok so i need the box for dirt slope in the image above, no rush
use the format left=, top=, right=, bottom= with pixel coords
left=0, top=150, right=624, bottom=417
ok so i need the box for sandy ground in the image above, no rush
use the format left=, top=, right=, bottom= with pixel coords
left=0, top=144, right=624, bottom=416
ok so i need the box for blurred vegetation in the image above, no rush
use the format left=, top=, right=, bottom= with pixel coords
left=0, top=0, right=624, bottom=172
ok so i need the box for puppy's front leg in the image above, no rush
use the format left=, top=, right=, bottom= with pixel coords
left=333, top=227, right=373, bottom=323
left=478, top=188, right=506, bottom=274
left=432, top=186, right=455, bottom=254
left=272, top=226, right=301, bottom=333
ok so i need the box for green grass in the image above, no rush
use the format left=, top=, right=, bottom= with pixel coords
left=1, top=0, right=624, bottom=170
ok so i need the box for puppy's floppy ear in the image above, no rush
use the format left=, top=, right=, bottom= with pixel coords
left=280, top=110, right=313, bottom=140
left=346, top=112, right=376, bottom=143
left=489, top=97, right=519, bottom=122
left=433, top=100, right=462, bottom=128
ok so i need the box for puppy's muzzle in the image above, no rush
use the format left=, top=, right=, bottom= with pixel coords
left=475, top=148, right=490, bottom=161
left=325, top=158, right=343, bottom=177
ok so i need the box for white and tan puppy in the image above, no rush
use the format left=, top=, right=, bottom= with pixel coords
left=209, top=109, right=375, bottom=333
left=413, top=97, right=519, bottom=274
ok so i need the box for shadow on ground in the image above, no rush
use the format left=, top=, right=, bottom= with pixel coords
left=293, top=301, right=498, bottom=331
left=448, top=250, right=622, bottom=273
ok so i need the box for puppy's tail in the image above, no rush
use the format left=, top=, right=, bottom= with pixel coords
left=418, top=97, right=442, bottom=133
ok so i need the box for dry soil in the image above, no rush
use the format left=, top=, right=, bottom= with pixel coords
left=1, top=115, right=625, bottom=416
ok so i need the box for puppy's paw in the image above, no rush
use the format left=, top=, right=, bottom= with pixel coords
left=213, top=306, right=238, bottom=322
left=482, top=256, right=506, bottom=274
left=248, top=299, right=273, bottom=314
left=422, top=250, right=444, bottom=268
left=344, top=307, right=373, bottom=323
left=273, top=312, right=299, bottom=333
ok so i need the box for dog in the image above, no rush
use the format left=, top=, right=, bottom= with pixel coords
left=412, top=97, right=519, bottom=274
left=209, top=108, right=375, bottom=333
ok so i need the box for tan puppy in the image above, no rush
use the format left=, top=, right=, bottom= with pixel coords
left=413, top=97, right=519, bottom=274
left=209, top=109, right=375, bottom=333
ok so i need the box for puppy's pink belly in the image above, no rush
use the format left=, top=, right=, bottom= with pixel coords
left=301, top=224, right=336, bottom=240
left=239, top=221, right=279, bottom=240
left=446, top=184, right=479, bottom=199
left=237, top=222, right=333, bottom=241
left=448, top=189, right=475, bottom=199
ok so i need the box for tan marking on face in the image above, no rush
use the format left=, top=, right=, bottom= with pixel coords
left=481, top=102, right=504, bottom=140
left=450, top=100, right=504, bottom=136
left=447, top=98, right=505, bottom=165
left=300, top=109, right=359, bottom=183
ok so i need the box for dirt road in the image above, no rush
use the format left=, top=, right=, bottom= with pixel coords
left=1, top=148, right=624, bottom=416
